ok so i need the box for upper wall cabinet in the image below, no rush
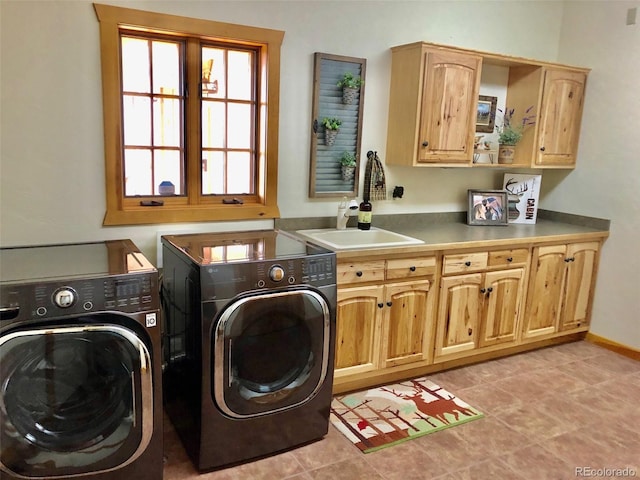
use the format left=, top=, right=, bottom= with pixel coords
left=385, top=42, right=589, bottom=169
left=386, top=44, right=481, bottom=166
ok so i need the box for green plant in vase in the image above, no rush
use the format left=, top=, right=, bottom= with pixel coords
left=339, top=151, right=357, bottom=182
left=337, top=72, right=364, bottom=105
left=322, top=117, right=342, bottom=146
left=496, top=106, right=535, bottom=163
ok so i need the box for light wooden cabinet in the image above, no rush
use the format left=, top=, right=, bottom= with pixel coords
left=534, top=69, right=587, bottom=167
left=380, top=280, right=432, bottom=369
left=435, top=249, right=527, bottom=361
left=386, top=43, right=481, bottom=166
left=386, top=41, right=589, bottom=169
left=334, top=256, right=436, bottom=380
left=523, top=242, right=600, bottom=339
left=335, top=285, right=384, bottom=377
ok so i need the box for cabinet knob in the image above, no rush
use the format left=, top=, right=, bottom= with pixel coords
left=386, top=301, right=393, bottom=307
left=480, top=288, right=486, bottom=294
left=468, top=328, right=473, bottom=336
left=465, top=261, right=471, bottom=267
left=540, top=146, right=546, bottom=152
left=377, top=303, right=384, bottom=308
left=487, top=287, right=493, bottom=293
left=564, top=257, right=575, bottom=263
left=422, top=141, right=429, bottom=147
left=507, top=257, right=513, bottom=262
left=356, top=271, right=363, bottom=277
left=409, top=266, right=416, bottom=272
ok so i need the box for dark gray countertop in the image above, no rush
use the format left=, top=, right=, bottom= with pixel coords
left=277, top=210, right=610, bottom=255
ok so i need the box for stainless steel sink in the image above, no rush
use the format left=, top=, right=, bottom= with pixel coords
left=296, top=227, right=424, bottom=250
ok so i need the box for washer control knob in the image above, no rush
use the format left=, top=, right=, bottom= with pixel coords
left=53, top=288, right=77, bottom=308
left=269, top=265, right=285, bottom=282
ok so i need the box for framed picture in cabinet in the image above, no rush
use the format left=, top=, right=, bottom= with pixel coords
left=467, top=189, right=508, bottom=226
left=476, top=95, right=497, bottom=133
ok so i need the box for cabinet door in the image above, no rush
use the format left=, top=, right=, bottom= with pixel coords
left=417, top=50, right=481, bottom=164
left=523, top=245, right=567, bottom=338
left=335, top=285, right=384, bottom=377
left=435, top=274, right=483, bottom=358
left=535, top=69, right=586, bottom=167
left=380, top=280, right=432, bottom=369
left=560, top=242, right=600, bottom=331
left=479, top=268, right=525, bottom=347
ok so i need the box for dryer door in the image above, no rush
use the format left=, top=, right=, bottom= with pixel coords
left=213, top=288, right=332, bottom=418
left=0, top=323, right=153, bottom=478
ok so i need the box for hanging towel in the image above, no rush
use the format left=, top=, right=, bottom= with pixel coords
left=363, top=150, right=387, bottom=202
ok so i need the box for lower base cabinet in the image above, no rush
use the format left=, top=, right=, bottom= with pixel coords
left=523, top=241, right=600, bottom=338
left=434, top=267, right=525, bottom=361
left=334, top=256, right=436, bottom=382
left=333, top=239, right=604, bottom=393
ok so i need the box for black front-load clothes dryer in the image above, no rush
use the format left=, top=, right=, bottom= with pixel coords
left=0, top=240, right=162, bottom=480
left=161, top=230, right=336, bottom=471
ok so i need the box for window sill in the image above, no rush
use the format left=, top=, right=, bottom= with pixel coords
left=103, top=203, right=280, bottom=226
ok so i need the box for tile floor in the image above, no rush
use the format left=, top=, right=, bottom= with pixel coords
left=163, top=341, right=640, bottom=479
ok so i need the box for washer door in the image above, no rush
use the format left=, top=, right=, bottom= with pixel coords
left=0, top=323, right=153, bottom=478
left=213, top=288, right=331, bottom=418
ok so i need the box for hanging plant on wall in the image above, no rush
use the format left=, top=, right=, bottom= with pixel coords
left=337, top=72, right=364, bottom=105
left=322, top=117, right=342, bottom=146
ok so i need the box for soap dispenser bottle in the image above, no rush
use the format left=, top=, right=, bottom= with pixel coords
left=358, top=196, right=372, bottom=230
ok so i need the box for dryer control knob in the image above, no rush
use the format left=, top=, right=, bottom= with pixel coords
left=53, top=288, right=77, bottom=308
left=269, top=265, right=285, bottom=282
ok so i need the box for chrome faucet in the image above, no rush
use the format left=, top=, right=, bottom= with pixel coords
left=337, top=197, right=359, bottom=229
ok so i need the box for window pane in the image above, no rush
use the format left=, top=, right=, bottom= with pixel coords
left=227, top=103, right=251, bottom=149
left=153, top=98, right=180, bottom=147
left=152, top=41, right=180, bottom=95
left=154, top=150, right=182, bottom=195
left=121, top=37, right=150, bottom=93
left=202, top=101, right=225, bottom=148
left=227, top=152, right=251, bottom=194
left=202, top=47, right=225, bottom=99
left=228, top=50, right=252, bottom=100
left=123, top=96, right=151, bottom=146
left=124, top=149, right=152, bottom=196
left=202, top=151, right=224, bottom=194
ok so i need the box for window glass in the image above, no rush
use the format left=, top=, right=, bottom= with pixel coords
left=121, top=37, right=150, bottom=93
left=124, top=149, right=152, bottom=196
left=227, top=50, right=252, bottom=100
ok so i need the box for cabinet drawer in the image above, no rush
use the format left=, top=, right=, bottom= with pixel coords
left=488, top=249, right=529, bottom=268
left=442, top=252, right=488, bottom=275
left=337, top=260, right=385, bottom=284
left=386, top=257, right=436, bottom=280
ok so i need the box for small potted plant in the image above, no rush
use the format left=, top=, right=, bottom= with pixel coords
left=322, top=117, right=342, bottom=146
left=340, top=151, right=357, bottom=181
left=337, top=72, right=364, bottom=105
left=496, top=106, right=536, bottom=164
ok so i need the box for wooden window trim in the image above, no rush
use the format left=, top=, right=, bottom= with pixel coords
left=94, top=3, right=283, bottom=226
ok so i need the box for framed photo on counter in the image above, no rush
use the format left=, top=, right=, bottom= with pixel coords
left=467, top=189, right=508, bottom=226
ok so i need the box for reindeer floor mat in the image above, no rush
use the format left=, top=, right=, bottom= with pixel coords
left=330, top=377, right=484, bottom=453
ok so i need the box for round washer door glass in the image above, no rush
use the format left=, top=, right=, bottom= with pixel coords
left=214, top=289, right=331, bottom=418
left=0, top=323, right=153, bottom=478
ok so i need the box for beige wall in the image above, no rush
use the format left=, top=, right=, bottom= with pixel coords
left=552, top=1, right=640, bottom=348
left=1, top=1, right=636, bottom=347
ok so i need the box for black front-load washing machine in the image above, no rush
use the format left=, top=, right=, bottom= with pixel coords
left=161, top=229, right=336, bottom=471
left=0, top=240, right=163, bottom=480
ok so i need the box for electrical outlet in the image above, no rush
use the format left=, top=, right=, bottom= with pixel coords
left=627, top=7, right=637, bottom=25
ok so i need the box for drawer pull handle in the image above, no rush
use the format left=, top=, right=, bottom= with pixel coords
left=409, top=266, right=416, bottom=272
left=465, top=261, right=471, bottom=267
left=386, top=301, right=393, bottom=307
left=377, top=303, right=384, bottom=308
left=507, top=257, right=513, bottom=262
left=356, top=271, right=363, bottom=277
